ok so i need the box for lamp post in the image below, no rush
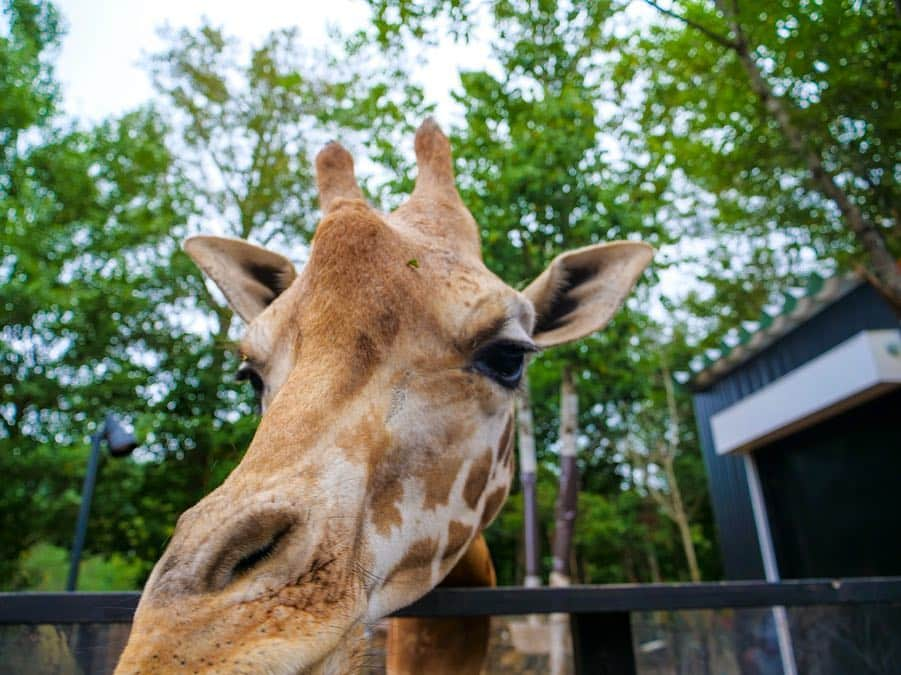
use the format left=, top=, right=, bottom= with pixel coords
left=66, top=413, right=138, bottom=591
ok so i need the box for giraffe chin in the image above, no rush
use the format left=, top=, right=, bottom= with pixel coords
left=254, top=623, right=368, bottom=675
left=114, top=573, right=370, bottom=675
left=114, top=617, right=367, bottom=675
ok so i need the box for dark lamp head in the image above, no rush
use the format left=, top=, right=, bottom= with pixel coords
left=102, top=414, right=138, bottom=457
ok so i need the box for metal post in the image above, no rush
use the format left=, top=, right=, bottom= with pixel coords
left=522, top=472, right=540, bottom=586
left=66, top=431, right=103, bottom=592
left=571, top=611, right=636, bottom=675
left=744, top=453, right=798, bottom=675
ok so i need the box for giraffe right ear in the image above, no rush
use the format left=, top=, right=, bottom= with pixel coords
left=183, top=235, right=297, bottom=323
left=522, top=241, right=653, bottom=348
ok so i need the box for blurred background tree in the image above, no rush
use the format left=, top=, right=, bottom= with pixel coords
left=2, top=0, right=191, bottom=585
left=2, top=0, right=896, bottom=590
left=0, top=0, right=427, bottom=588
left=616, top=0, right=901, bottom=333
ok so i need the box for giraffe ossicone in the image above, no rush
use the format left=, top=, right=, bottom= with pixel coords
left=115, top=119, right=653, bottom=674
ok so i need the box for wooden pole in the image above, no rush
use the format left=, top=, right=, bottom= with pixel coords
left=516, top=372, right=541, bottom=591
left=550, top=366, right=579, bottom=675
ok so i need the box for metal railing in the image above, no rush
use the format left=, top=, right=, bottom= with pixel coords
left=3, top=577, right=901, bottom=674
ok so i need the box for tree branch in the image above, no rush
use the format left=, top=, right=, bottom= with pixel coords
left=645, top=479, right=674, bottom=516
left=645, top=0, right=901, bottom=309
left=206, top=147, right=246, bottom=235
left=641, top=0, right=739, bottom=50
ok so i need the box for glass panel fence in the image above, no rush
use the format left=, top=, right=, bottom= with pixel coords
left=2, top=604, right=899, bottom=674
left=632, top=604, right=901, bottom=675
left=0, top=623, right=131, bottom=675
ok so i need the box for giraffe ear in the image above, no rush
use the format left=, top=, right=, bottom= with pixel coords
left=523, top=241, right=654, bottom=348
left=183, top=235, right=298, bottom=323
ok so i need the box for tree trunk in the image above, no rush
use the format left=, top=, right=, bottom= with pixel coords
left=646, top=541, right=662, bottom=584
left=550, top=367, right=578, bottom=675
left=662, top=367, right=702, bottom=583
left=552, top=367, right=579, bottom=579
left=664, top=455, right=701, bottom=583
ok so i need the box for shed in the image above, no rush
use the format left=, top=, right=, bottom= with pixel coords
left=689, top=272, right=900, bottom=673
left=690, top=272, right=900, bottom=582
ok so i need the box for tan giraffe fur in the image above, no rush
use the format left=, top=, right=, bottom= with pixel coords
left=114, top=119, right=653, bottom=675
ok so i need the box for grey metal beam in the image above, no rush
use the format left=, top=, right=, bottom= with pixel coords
left=3, top=577, right=901, bottom=624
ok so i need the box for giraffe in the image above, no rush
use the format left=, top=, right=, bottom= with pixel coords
left=114, top=119, right=652, bottom=675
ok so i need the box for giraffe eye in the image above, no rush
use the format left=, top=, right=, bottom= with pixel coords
left=472, top=341, right=534, bottom=389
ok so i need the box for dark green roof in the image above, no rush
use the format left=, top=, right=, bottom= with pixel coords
left=689, top=271, right=862, bottom=388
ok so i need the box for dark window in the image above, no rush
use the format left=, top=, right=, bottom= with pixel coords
left=756, top=388, right=901, bottom=579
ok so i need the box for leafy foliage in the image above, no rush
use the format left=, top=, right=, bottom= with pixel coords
left=19, top=542, right=143, bottom=591
left=5, top=0, right=893, bottom=591
left=613, top=0, right=901, bottom=334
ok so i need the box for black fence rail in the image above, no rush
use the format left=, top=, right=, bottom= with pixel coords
left=3, top=577, right=901, bottom=674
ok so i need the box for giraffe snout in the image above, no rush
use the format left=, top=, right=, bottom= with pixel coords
left=147, top=506, right=308, bottom=600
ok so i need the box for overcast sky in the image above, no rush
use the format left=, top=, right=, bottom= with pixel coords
left=53, top=0, right=491, bottom=123
left=48, top=1, right=697, bottom=321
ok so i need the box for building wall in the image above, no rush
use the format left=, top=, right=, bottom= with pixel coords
left=692, top=283, right=898, bottom=580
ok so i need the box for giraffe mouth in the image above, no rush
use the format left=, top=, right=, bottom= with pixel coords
left=295, top=619, right=368, bottom=675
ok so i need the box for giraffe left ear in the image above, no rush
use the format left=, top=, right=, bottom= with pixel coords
left=183, top=235, right=298, bottom=323
left=523, top=241, right=654, bottom=348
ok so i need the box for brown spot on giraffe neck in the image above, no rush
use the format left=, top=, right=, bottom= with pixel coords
left=369, top=475, right=403, bottom=537
left=480, top=486, right=508, bottom=529
left=336, top=405, right=391, bottom=466
left=422, top=454, right=464, bottom=511
left=463, top=450, right=494, bottom=509
left=388, top=537, right=440, bottom=587
left=498, top=415, right=514, bottom=465
left=443, top=521, right=474, bottom=563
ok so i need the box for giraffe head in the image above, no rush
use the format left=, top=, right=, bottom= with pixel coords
left=115, top=120, right=652, bottom=674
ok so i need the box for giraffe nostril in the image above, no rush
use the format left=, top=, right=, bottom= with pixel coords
left=230, top=524, right=291, bottom=580
left=204, top=513, right=296, bottom=591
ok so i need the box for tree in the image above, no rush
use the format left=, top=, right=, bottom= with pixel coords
left=149, top=21, right=431, bottom=246
left=550, top=367, right=578, bottom=675
left=621, top=361, right=702, bottom=582
left=1, top=2, right=193, bottom=584
left=618, top=0, right=901, bottom=314
left=515, top=375, right=541, bottom=588
left=365, top=0, right=900, bottom=317
left=0, top=0, right=59, bottom=163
